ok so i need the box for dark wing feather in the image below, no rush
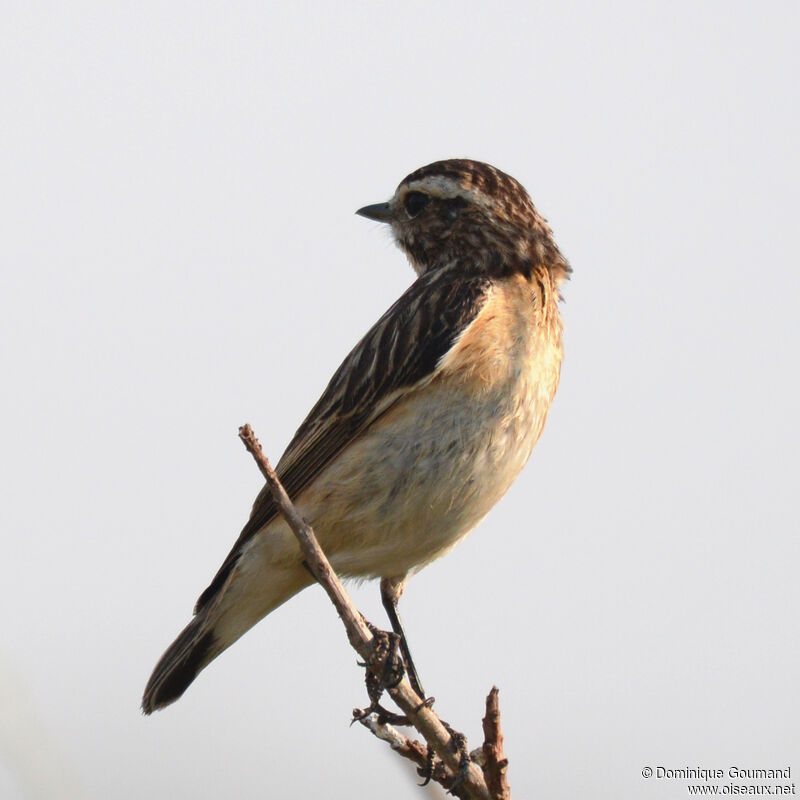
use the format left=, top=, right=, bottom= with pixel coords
left=195, top=266, right=492, bottom=611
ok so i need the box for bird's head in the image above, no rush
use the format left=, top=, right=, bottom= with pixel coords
left=357, top=159, right=570, bottom=282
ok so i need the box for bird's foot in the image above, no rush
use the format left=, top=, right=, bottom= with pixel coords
left=353, top=625, right=409, bottom=724
left=352, top=623, right=436, bottom=724
left=442, top=721, right=471, bottom=795
left=362, top=622, right=405, bottom=688
left=416, top=723, right=471, bottom=792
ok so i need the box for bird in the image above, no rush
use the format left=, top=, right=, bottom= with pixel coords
left=142, top=158, right=570, bottom=713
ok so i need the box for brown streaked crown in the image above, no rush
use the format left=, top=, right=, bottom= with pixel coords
left=385, top=159, right=571, bottom=282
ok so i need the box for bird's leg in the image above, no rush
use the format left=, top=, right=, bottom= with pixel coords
left=380, top=576, right=432, bottom=705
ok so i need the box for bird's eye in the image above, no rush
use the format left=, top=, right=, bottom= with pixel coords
left=404, top=191, right=430, bottom=218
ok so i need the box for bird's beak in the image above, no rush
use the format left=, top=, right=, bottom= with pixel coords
left=355, top=202, right=393, bottom=223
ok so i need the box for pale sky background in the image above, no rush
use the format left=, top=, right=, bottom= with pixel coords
left=1, top=2, right=798, bottom=798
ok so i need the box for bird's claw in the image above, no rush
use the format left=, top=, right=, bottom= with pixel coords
left=415, top=695, right=436, bottom=712
left=418, top=744, right=436, bottom=786
left=443, top=722, right=471, bottom=795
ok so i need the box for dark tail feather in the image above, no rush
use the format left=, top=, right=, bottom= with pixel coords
left=143, top=555, right=312, bottom=713
left=141, top=614, right=219, bottom=714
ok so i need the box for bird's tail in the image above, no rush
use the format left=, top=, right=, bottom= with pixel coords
left=141, top=558, right=310, bottom=714
left=141, top=612, right=220, bottom=714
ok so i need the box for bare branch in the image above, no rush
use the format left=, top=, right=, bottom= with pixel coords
left=358, top=717, right=439, bottom=776
left=481, top=687, right=511, bottom=800
left=360, top=716, right=430, bottom=764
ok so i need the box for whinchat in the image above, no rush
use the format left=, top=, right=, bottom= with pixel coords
left=142, top=159, right=570, bottom=713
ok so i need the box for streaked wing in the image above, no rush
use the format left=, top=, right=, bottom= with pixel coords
left=195, top=265, right=492, bottom=611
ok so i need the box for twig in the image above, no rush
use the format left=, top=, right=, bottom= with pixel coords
left=482, top=687, right=511, bottom=800
left=238, top=424, right=491, bottom=800
left=359, top=715, right=430, bottom=764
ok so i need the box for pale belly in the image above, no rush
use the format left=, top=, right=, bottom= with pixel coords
left=293, top=332, right=563, bottom=579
